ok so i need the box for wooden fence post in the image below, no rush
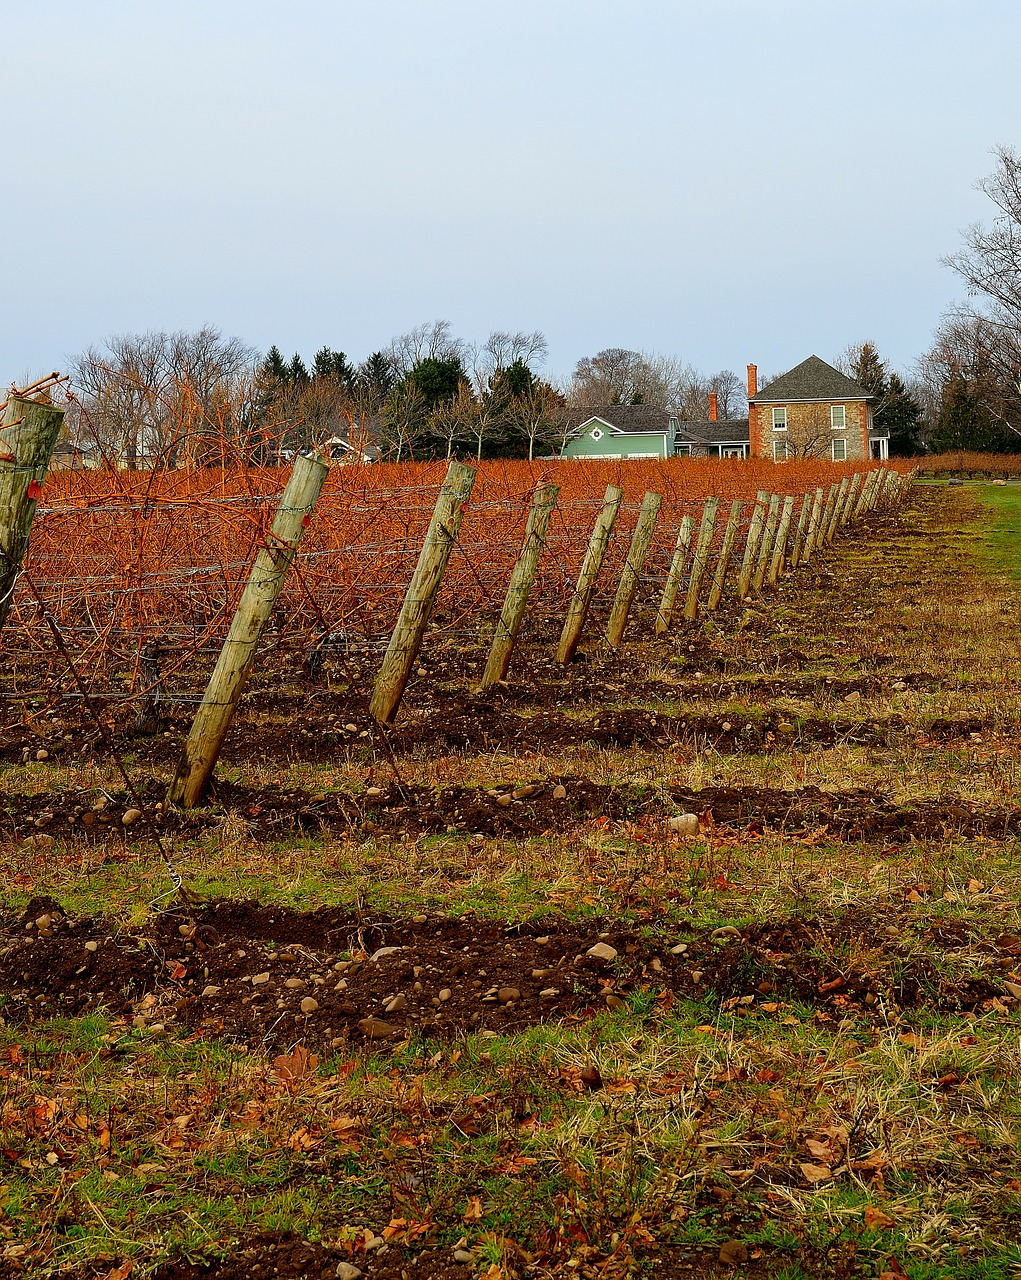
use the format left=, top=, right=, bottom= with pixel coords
left=683, top=497, right=720, bottom=621
left=737, top=490, right=769, bottom=599
left=767, top=495, right=796, bottom=586
left=855, top=468, right=879, bottom=517
left=0, top=395, right=65, bottom=633
left=752, top=494, right=781, bottom=592
left=802, top=487, right=826, bottom=561
left=789, top=492, right=813, bottom=569
left=557, top=484, right=623, bottom=663
left=606, top=490, right=662, bottom=647
left=168, top=453, right=330, bottom=806
left=368, top=460, right=477, bottom=724
left=481, top=480, right=559, bottom=689
left=841, top=473, right=863, bottom=527
left=706, top=499, right=743, bottom=610
left=816, top=483, right=838, bottom=549
left=822, top=478, right=847, bottom=545
left=655, top=514, right=694, bottom=634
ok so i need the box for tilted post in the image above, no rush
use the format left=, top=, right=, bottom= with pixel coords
left=840, top=473, right=863, bottom=527
left=767, top=495, right=796, bottom=586
left=0, top=395, right=65, bottom=633
left=737, top=490, right=769, bottom=599
left=683, top=497, right=719, bottom=621
left=481, top=481, right=559, bottom=688
left=706, top=499, right=743, bottom=610
left=789, top=492, right=813, bottom=569
left=606, top=490, right=662, bottom=647
left=655, top=514, right=694, bottom=634
left=369, top=460, right=477, bottom=723
left=857, top=468, right=881, bottom=517
left=824, top=477, right=850, bottom=544
left=168, top=454, right=330, bottom=806
left=752, top=494, right=781, bottom=592
left=802, top=487, right=826, bottom=561
left=816, top=483, right=838, bottom=550
left=557, top=484, right=623, bottom=664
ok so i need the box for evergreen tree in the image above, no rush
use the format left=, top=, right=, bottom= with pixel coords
left=358, top=352, right=396, bottom=408
left=261, top=345, right=289, bottom=384
left=407, top=356, right=466, bottom=408
left=313, top=346, right=357, bottom=388
left=850, top=341, right=887, bottom=398
left=288, top=353, right=310, bottom=385
left=882, top=373, right=923, bottom=456
left=931, top=377, right=991, bottom=452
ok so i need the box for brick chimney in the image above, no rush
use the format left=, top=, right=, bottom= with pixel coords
left=708, top=391, right=718, bottom=422
left=747, top=364, right=758, bottom=399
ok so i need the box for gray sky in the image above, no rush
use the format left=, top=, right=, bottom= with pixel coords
left=4, top=0, right=1019, bottom=386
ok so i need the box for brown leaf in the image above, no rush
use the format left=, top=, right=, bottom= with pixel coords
left=800, top=1161, right=833, bottom=1184
left=463, top=1195, right=483, bottom=1222
left=273, top=1044, right=318, bottom=1087
left=864, top=1206, right=896, bottom=1229
left=805, top=1138, right=834, bottom=1162
left=103, top=1264, right=133, bottom=1280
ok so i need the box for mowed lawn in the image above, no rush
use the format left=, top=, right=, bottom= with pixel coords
left=973, top=480, right=1021, bottom=578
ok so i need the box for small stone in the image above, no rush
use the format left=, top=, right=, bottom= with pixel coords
left=722, top=722, right=732, bottom=732
left=535, top=935, right=550, bottom=945
left=712, top=926, right=742, bottom=940
left=334, top=978, right=348, bottom=991
left=670, top=942, right=689, bottom=954
left=121, top=808, right=142, bottom=826
left=498, top=987, right=520, bottom=1004
left=719, top=1240, right=749, bottom=1265
left=496, top=794, right=512, bottom=807
left=201, top=985, right=221, bottom=997
left=179, top=924, right=196, bottom=939
left=438, top=988, right=452, bottom=1002
left=586, top=942, right=618, bottom=962
left=85, top=940, right=98, bottom=952
left=284, top=978, right=305, bottom=989
left=844, top=690, right=861, bottom=704
left=605, top=993, right=626, bottom=1010
left=279, top=951, right=296, bottom=962
left=778, top=721, right=794, bottom=733
left=132, top=1015, right=147, bottom=1028
left=531, top=968, right=550, bottom=979
left=35, top=915, right=52, bottom=931
left=35, top=749, right=49, bottom=761
left=148, top=1023, right=165, bottom=1035
left=333, top=960, right=349, bottom=971
left=370, top=946, right=404, bottom=962
left=345, top=723, right=358, bottom=733
left=336, top=1263, right=364, bottom=1280
left=668, top=813, right=699, bottom=837
left=553, top=785, right=567, bottom=800
left=412, top=981, right=422, bottom=993
left=412, top=914, right=428, bottom=923
left=358, top=1017, right=398, bottom=1038
left=384, top=994, right=407, bottom=1013
left=512, top=784, right=535, bottom=799
left=892, top=680, right=908, bottom=691
left=540, top=988, right=559, bottom=998
left=691, top=970, right=704, bottom=982
left=251, top=972, right=270, bottom=985
left=650, top=958, right=662, bottom=972
left=453, top=1250, right=474, bottom=1264
left=300, top=997, right=319, bottom=1014
left=416, top=667, right=427, bottom=677
left=365, top=786, right=382, bottom=797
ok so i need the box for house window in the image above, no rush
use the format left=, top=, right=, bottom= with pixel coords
left=831, top=405, right=846, bottom=429
left=831, top=438, right=847, bottom=462
left=590, top=427, right=603, bottom=441
left=773, top=438, right=789, bottom=461
left=772, top=407, right=787, bottom=431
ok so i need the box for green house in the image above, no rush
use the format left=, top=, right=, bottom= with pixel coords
left=559, top=406, right=678, bottom=459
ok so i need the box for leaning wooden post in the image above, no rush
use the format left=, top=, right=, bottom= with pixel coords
left=840, top=474, right=863, bottom=527
left=481, top=481, right=559, bottom=688
left=706, top=499, right=743, bottom=610
left=824, top=478, right=850, bottom=544
left=789, top=493, right=813, bottom=569
left=752, top=494, right=781, bottom=592
left=369, top=461, right=477, bottom=724
left=557, top=484, right=623, bottom=664
left=683, top=497, right=720, bottom=621
left=767, top=495, right=796, bottom=586
left=654, top=514, right=693, bottom=634
left=802, top=487, right=826, bottom=561
left=167, top=454, right=330, bottom=806
left=855, top=469, right=879, bottom=517
left=815, top=483, right=838, bottom=549
left=737, top=490, right=769, bottom=599
left=606, top=490, right=662, bottom=647
left=0, top=395, right=65, bottom=633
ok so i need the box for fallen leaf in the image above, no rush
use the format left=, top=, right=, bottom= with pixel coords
left=805, top=1139, right=834, bottom=1161
left=273, top=1044, right=318, bottom=1087
left=463, top=1195, right=483, bottom=1222
left=800, top=1161, right=833, bottom=1184
left=864, top=1206, right=896, bottom=1229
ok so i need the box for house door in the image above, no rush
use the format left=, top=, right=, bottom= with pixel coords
left=870, top=438, right=889, bottom=460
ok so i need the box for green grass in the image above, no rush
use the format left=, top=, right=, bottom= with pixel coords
left=972, top=482, right=1021, bottom=579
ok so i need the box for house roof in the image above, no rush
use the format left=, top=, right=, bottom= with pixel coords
left=750, top=356, right=871, bottom=404
left=570, top=405, right=672, bottom=435
left=681, top=418, right=750, bottom=445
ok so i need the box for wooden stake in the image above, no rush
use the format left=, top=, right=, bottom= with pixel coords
left=481, top=480, right=559, bottom=689
left=825, top=478, right=850, bottom=544
left=803, top=487, right=826, bottom=561
left=789, top=492, right=813, bottom=568
left=654, top=514, right=694, bottom=634
left=557, top=484, right=623, bottom=663
left=737, top=490, right=769, bottom=599
left=369, top=460, right=477, bottom=724
left=683, top=497, right=720, bottom=621
left=767, top=495, right=796, bottom=586
left=840, top=473, right=863, bottom=527
left=0, top=395, right=65, bottom=632
left=168, top=453, right=330, bottom=806
left=606, top=490, right=662, bottom=647
left=854, top=469, right=877, bottom=517
left=706, top=499, right=743, bottom=610
left=752, top=494, right=781, bottom=592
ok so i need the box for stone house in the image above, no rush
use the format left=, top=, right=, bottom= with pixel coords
left=747, top=356, right=889, bottom=462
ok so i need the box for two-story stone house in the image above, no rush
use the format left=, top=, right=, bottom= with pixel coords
left=747, top=355, right=889, bottom=462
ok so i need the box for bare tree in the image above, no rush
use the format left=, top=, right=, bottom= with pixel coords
left=467, top=330, right=548, bottom=395
left=506, top=384, right=569, bottom=460
left=387, top=320, right=466, bottom=379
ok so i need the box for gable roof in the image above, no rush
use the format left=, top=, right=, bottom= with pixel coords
left=570, top=405, right=672, bottom=435
left=682, top=417, right=750, bottom=444
left=750, top=356, right=871, bottom=403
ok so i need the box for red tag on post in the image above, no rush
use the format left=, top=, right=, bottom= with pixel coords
left=302, top=515, right=311, bottom=527
left=27, top=480, right=41, bottom=500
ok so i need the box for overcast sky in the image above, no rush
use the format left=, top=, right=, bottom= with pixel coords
left=3, top=0, right=1018, bottom=387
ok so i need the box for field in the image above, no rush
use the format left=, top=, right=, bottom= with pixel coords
left=2, top=466, right=1021, bottom=1280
